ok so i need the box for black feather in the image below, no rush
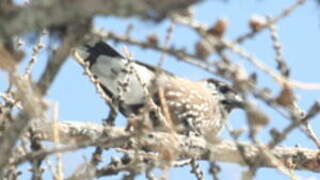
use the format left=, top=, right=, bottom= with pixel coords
left=84, top=41, right=123, bottom=67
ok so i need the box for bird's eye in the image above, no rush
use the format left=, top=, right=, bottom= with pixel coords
left=219, top=85, right=230, bottom=94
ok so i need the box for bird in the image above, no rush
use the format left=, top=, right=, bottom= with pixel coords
left=75, top=38, right=243, bottom=142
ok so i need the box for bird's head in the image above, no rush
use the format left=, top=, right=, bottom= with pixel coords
left=204, top=78, right=244, bottom=112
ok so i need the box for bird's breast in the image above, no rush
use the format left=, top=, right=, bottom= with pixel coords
left=157, top=77, right=225, bottom=136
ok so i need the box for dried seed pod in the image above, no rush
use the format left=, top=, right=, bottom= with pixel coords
left=246, top=103, right=269, bottom=131
left=146, top=34, right=159, bottom=46
left=195, top=40, right=211, bottom=59
left=276, top=84, right=296, bottom=108
left=249, top=15, right=267, bottom=32
left=233, top=65, right=253, bottom=92
left=208, top=18, right=228, bottom=38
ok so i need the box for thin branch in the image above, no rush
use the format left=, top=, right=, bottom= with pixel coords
left=36, top=35, right=75, bottom=96
left=235, top=0, right=306, bottom=44
left=268, top=20, right=289, bottom=77
left=94, top=29, right=215, bottom=73
left=223, top=40, right=320, bottom=90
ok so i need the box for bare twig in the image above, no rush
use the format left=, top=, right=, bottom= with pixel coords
left=223, top=41, right=320, bottom=90
left=52, top=103, right=64, bottom=180
left=24, top=30, right=46, bottom=78
left=235, top=0, right=306, bottom=44
left=94, top=29, right=215, bottom=73
left=73, top=51, right=113, bottom=106
left=36, top=34, right=76, bottom=96
left=268, top=20, right=289, bottom=77
left=208, top=162, right=220, bottom=180
left=190, top=159, right=204, bottom=180
left=268, top=101, right=320, bottom=149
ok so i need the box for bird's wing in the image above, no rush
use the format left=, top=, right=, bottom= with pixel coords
left=75, top=39, right=157, bottom=116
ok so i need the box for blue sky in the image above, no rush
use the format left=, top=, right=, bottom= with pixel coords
left=2, top=0, right=320, bottom=179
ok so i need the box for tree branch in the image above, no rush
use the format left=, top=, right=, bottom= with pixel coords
left=28, top=120, right=320, bottom=173
left=0, top=0, right=201, bottom=39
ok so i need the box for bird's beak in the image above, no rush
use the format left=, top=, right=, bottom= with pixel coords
left=223, top=94, right=244, bottom=109
left=232, top=94, right=245, bottom=108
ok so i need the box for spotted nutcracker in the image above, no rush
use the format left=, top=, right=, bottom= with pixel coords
left=75, top=39, right=243, bottom=141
